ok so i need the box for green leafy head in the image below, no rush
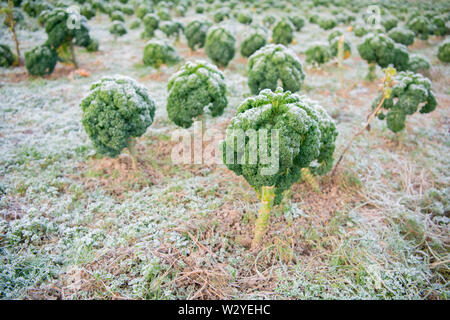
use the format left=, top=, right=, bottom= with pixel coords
left=80, top=75, right=156, bottom=157
left=222, top=87, right=337, bottom=205
left=167, top=60, right=227, bottom=128
left=247, top=44, right=305, bottom=95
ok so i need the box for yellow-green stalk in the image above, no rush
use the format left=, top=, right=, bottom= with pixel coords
left=127, top=136, right=138, bottom=170
left=252, top=186, right=275, bottom=248
left=337, top=35, right=344, bottom=94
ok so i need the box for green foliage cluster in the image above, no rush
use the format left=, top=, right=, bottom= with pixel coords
left=374, top=71, right=437, bottom=132
left=213, top=10, right=229, bottom=23
left=37, top=8, right=51, bottom=26
left=156, top=7, right=171, bottom=21
left=142, top=13, right=159, bottom=38
left=407, top=54, right=430, bottom=73
left=80, top=3, right=96, bottom=20
left=328, top=30, right=342, bottom=42
left=110, top=10, right=125, bottom=22
left=309, top=13, right=319, bottom=24
left=160, top=21, right=183, bottom=39
left=136, top=4, right=151, bottom=19
left=358, top=33, right=410, bottom=71
left=175, top=4, right=186, bottom=17
left=240, top=27, right=267, bottom=58
left=3, top=7, right=24, bottom=27
left=431, top=15, right=449, bottom=36
left=317, top=16, right=337, bottom=30
left=388, top=27, right=415, bottom=46
left=195, top=5, right=204, bottom=14
left=166, top=60, right=227, bottom=128
left=353, top=22, right=368, bottom=37
left=272, top=18, right=294, bottom=46
left=237, top=12, right=252, bottom=25
left=86, top=38, right=99, bottom=52
left=205, top=26, right=236, bottom=67
left=184, top=20, right=211, bottom=51
left=437, top=40, right=450, bottom=62
left=109, top=21, right=127, bottom=37
left=288, top=16, right=305, bottom=31
left=0, top=44, right=16, bottom=67
left=24, top=44, right=57, bottom=76
left=263, top=15, right=275, bottom=27
left=119, top=4, right=134, bottom=16
left=130, top=19, right=141, bottom=30
left=45, top=8, right=91, bottom=48
left=222, top=87, right=337, bottom=205
left=328, top=33, right=352, bottom=59
left=143, top=40, right=180, bottom=68
left=392, top=42, right=410, bottom=72
left=247, top=44, right=305, bottom=95
left=81, top=75, right=156, bottom=157
left=407, top=16, right=432, bottom=40
left=306, top=43, right=331, bottom=65
left=22, top=0, right=52, bottom=18
left=381, top=15, right=398, bottom=32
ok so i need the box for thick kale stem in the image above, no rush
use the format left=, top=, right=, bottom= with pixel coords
left=337, top=35, right=344, bottom=96
left=332, top=67, right=396, bottom=177
left=366, top=63, right=376, bottom=81
left=6, top=0, right=20, bottom=66
left=127, top=136, right=138, bottom=170
left=69, top=41, right=78, bottom=69
left=252, top=186, right=275, bottom=249
left=331, top=95, right=385, bottom=178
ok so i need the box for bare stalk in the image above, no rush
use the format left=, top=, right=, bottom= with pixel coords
left=6, top=0, right=20, bottom=66
left=127, top=136, right=138, bottom=170
left=337, top=35, right=344, bottom=96
left=251, top=186, right=275, bottom=249
left=69, top=41, right=79, bottom=69
left=331, top=67, right=396, bottom=177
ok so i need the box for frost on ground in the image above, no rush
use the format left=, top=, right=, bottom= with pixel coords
left=0, top=9, right=449, bottom=300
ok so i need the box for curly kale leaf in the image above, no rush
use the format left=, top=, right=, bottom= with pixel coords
left=45, top=8, right=92, bottom=49
left=329, top=36, right=351, bottom=59
left=205, top=26, right=236, bottom=67
left=317, top=16, right=337, bottom=30
left=358, top=33, right=410, bottom=71
left=0, top=44, right=16, bottom=67
left=376, top=71, right=437, bottom=133
left=306, top=43, right=331, bottom=65
left=160, top=21, right=183, bottom=39
left=143, top=40, right=181, bottom=68
left=407, top=54, right=430, bottom=73
left=222, top=88, right=337, bottom=205
left=247, top=44, right=305, bottom=95
left=240, top=27, right=267, bottom=58
left=184, top=20, right=210, bottom=51
left=141, top=13, right=159, bottom=38
left=407, top=16, right=432, bottom=40
left=24, top=44, right=58, bottom=76
left=288, top=16, right=305, bottom=31
left=109, top=21, right=127, bottom=36
left=167, top=60, right=227, bottom=128
left=80, top=75, right=156, bottom=158
left=237, top=12, right=252, bottom=25
left=272, top=18, right=294, bottom=46
left=388, top=27, right=415, bottom=46
left=437, top=40, right=450, bottom=63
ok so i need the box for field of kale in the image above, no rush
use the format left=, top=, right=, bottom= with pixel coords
left=0, top=0, right=449, bottom=300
